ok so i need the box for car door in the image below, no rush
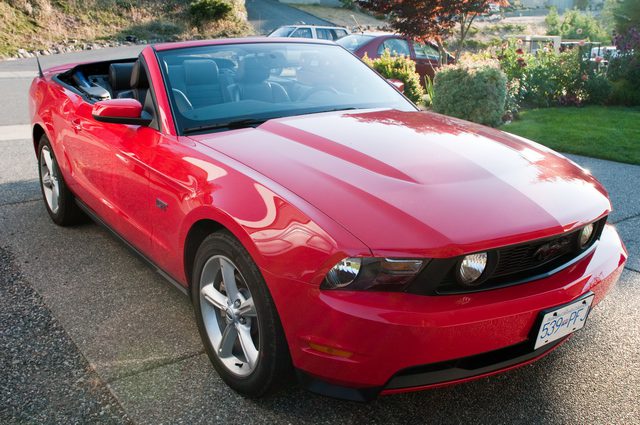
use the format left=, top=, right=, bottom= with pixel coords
left=60, top=64, right=156, bottom=254
left=411, top=41, right=441, bottom=81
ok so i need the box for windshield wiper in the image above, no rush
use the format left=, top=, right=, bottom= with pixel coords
left=183, top=107, right=362, bottom=134
left=183, top=118, right=268, bottom=134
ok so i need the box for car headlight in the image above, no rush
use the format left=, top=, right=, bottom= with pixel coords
left=457, top=252, right=488, bottom=286
left=321, top=258, right=425, bottom=291
left=324, top=258, right=362, bottom=288
left=579, top=223, right=594, bottom=248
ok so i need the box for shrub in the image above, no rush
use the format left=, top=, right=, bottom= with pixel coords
left=433, top=63, right=507, bottom=127
left=189, top=0, right=232, bottom=27
left=609, top=26, right=640, bottom=105
left=496, top=40, right=585, bottom=108
left=362, top=50, right=425, bottom=104
left=609, top=79, right=640, bottom=106
left=584, top=74, right=612, bottom=105
left=340, top=0, right=356, bottom=9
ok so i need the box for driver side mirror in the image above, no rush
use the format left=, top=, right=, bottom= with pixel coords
left=92, top=98, right=152, bottom=126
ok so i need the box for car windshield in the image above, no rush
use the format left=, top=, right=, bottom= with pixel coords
left=336, top=34, right=375, bottom=51
left=269, top=26, right=296, bottom=37
left=157, top=42, right=415, bottom=134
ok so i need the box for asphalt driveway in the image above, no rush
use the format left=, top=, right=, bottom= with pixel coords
left=246, top=0, right=333, bottom=34
left=0, top=47, right=638, bottom=424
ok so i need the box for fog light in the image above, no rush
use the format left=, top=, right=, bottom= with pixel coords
left=324, top=258, right=362, bottom=289
left=579, top=223, right=594, bottom=248
left=457, top=252, right=488, bottom=286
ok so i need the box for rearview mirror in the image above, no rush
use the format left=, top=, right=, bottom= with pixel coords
left=387, top=79, right=405, bottom=94
left=92, top=99, right=151, bottom=126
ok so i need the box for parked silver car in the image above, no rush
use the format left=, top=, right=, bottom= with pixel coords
left=268, top=24, right=350, bottom=41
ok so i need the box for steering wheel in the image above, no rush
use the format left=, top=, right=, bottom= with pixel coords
left=299, top=86, right=339, bottom=101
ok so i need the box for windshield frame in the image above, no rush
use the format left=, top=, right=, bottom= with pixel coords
left=154, top=41, right=417, bottom=136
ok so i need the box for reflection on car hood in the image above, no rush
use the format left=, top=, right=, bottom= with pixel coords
left=189, top=109, right=611, bottom=256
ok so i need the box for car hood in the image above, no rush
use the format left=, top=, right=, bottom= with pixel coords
left=189, top=109, right=611, bottom=257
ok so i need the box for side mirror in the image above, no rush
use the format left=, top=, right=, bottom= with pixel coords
left=387, top=78, right=405, bottom=94
left=92, top=98, right=151, bottom=126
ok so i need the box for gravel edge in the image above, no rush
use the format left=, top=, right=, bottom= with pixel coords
left=0, top=246, right=133, bottom=425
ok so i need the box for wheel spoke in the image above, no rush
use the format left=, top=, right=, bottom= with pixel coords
left=51, top=179, right=59, bottom=209
left=201, top=284, right=228, bottom=311
left=219, top=257, right=240, bottom=301
left=42, top=148, right=53, bottom=173
left=218, top=323, right=237, bottom=357
left=236, top=323, right=258, bottom=369
left=42, top=172, right=53, bottom=189
left=237, top=297, right=257, bottom=317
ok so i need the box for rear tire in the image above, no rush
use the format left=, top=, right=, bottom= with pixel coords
left=37, top=135, right=83, bottom=226
left=192, top=231, right=292, bottom=397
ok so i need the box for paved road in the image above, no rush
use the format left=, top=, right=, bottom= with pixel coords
left=246, top=0, right=333, bottom=34
left=1, top=48, right=639, bottom=424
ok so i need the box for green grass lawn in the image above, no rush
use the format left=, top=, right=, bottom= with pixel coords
left=501, top=106, right=640, bottom=165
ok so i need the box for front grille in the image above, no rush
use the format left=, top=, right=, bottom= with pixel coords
left=407, top=216, right=607, bottom=295
left=493, top=231, right=579, bottom=277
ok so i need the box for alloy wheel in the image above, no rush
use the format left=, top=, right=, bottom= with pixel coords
left=40, top=145, right=60, bottom=214
left=199, top=255, right=260, bottom=377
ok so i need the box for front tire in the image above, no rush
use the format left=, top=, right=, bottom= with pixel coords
left=192, top=231, right=292, bottom=397
left=37, top=135, right=83, bottom=226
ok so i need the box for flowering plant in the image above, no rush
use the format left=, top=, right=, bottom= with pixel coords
left=492, top=40, right=585, bottom=107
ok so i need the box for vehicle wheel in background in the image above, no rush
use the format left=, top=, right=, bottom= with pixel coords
left=37, top=135, right=84, bottom=226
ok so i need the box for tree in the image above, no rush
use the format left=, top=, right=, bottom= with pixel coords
left=615, top=0, right=640, bottom=34
left=357, top=0, right=509, bottom=62
left=600, top=0, right=619, bottom=32
left=546, top=6, right=561, bottom=35
left=559, top=9, right=610, bottom=41
left=574, top=0, right=589, bottom=11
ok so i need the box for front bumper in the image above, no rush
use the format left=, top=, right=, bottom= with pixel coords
left=265, top=224, right=627, bottom=401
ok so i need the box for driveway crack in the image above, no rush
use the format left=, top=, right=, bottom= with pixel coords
left=105, top=350, right=206, bottom=384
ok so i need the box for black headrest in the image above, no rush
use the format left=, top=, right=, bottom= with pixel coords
left=130, top=60, right=149, bottom=89
left=183, top=60, right=219, bottom=86
left=237, top=56, right=270, bottom=84
left=109, top=63, right=134, bottom=91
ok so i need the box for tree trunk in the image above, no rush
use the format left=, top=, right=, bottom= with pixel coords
left=455, top=13, right=477, bottom=62
left=437, top=37, right=447, bottom=67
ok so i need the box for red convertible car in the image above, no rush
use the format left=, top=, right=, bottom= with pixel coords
left=29, top=38, right=626, bottom=401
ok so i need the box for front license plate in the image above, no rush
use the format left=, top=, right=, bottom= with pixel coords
left=534, top=294, right=595, bottom=350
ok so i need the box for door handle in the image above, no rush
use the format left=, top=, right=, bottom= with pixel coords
left=71, top=119, right=83, bottom=133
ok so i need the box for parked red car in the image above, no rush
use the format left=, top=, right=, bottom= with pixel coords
left=337, top=32, right=454, bottom=82
left=29, top=38, right=626, bottom=401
